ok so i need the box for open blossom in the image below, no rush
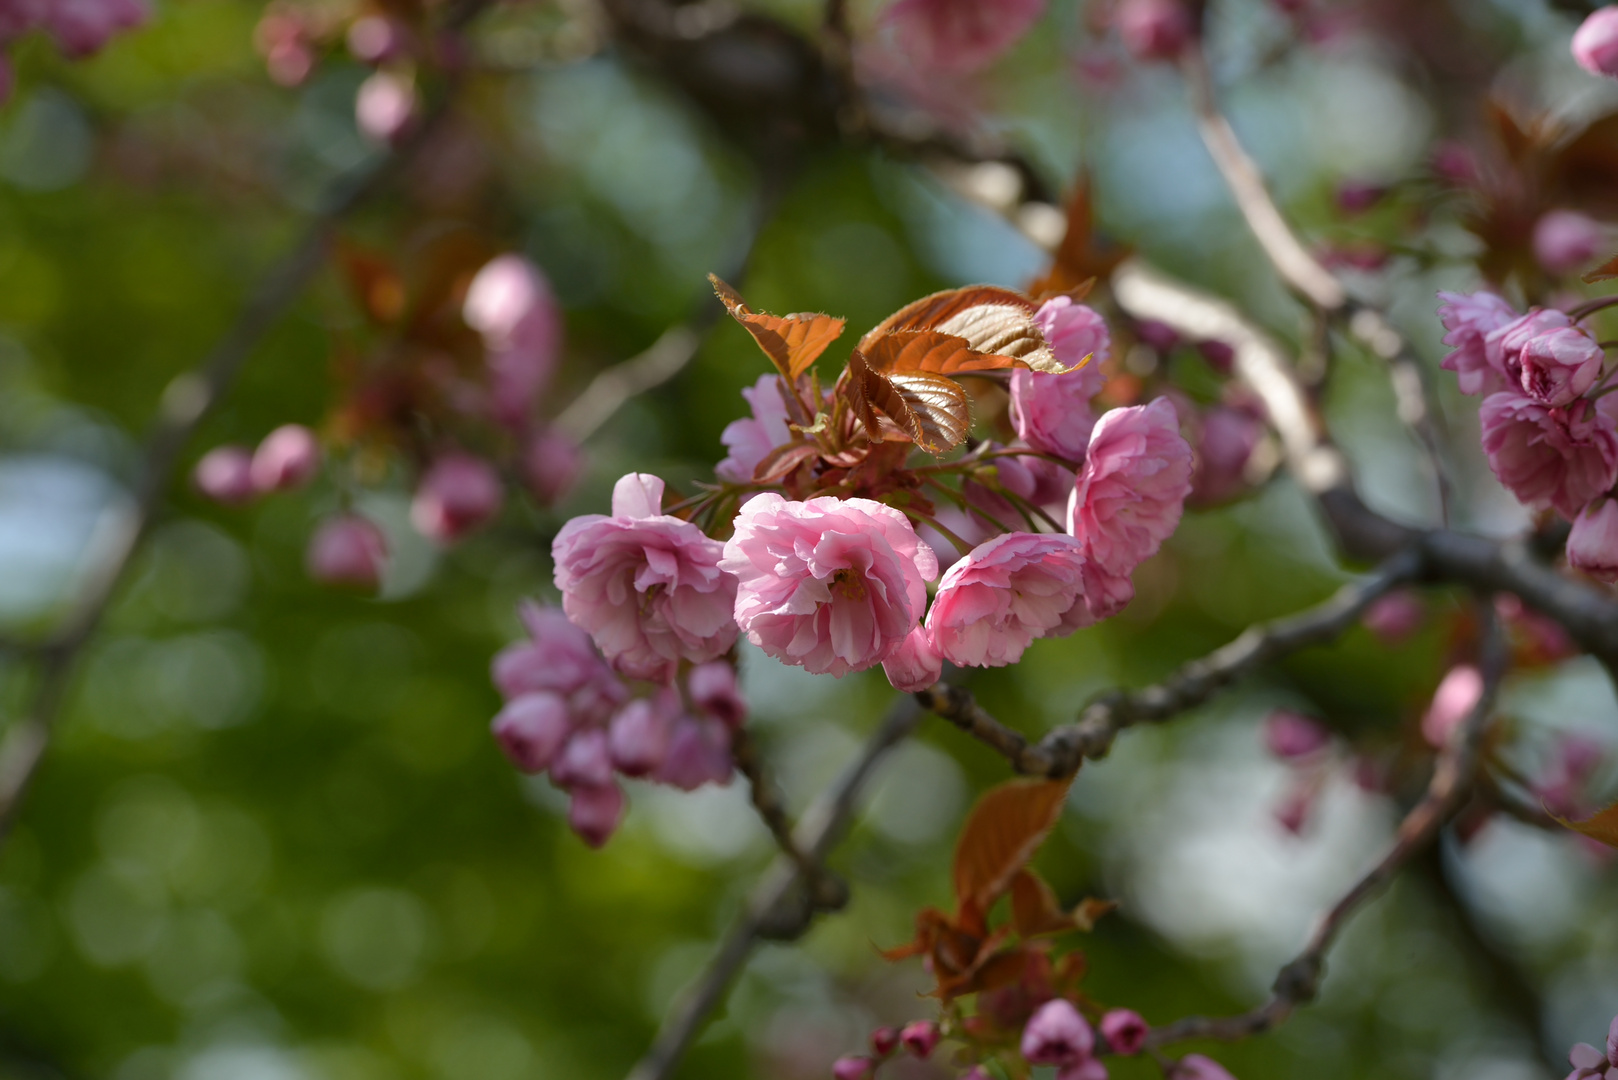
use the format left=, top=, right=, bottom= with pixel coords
left=553, top=473, right=737, bottom=683
left=926, top=532, right=1088, bottom=667
left=1010, top=299, right=1110, bottom=462
left=1437, top=290, right=1517, bottom=396
left=1022, top=999, right=1094, bottom=1066
left=884, top=0, right=1046, bottom=73
left=882, top=625, right=942, bottom=692
left=1488, top=308, right=1572, bottom=386
left=1569, top=498, right=1618, bottom=582
left=716, top=375, right=796, bottom=484
left=492, top=602, right=627, bottom=725
left=1518, top=326, right=1604, bottom=407
left=1067, top=399, right=1194, bottom=621
left=1479, top=392, right=1618, bottom=518
left=411, top=452, right=504, bottom=541
left=723, top=495, right=937, bottom=677
left=1574, top=7, right=1618, bottom=78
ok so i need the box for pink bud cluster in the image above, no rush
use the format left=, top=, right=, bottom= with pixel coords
left=491, top=600, right=745, bottom=847
left=1566, top=1013, right=1618, bottom=1080
left=0, top=0, right=146, bottom=99
left=1437, top=292, right=1618, bottom=577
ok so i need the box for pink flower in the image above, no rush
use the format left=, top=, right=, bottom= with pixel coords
left=1479, top=392, right=1618, bottom=518
left=882, top=626, right=942, bottom=693
left=1574, top=7, right=1618, bottom=78
left=1263, top=709, right=1330, bottom=760
left=193, top=445, right=257, bottom=505
left=687, top=661, right=747, bottom=727
left=899, top=1021, right=939, bottom=1059
left=832, top=1056, right=874, bottom=1080
left=1116, top=0, right=1194, bottom=61
left=1171, top=1054, right=1237, bottom=1080
left=721, top=494, right=937, bottom=677
left=522, top=428, right=582, bottom=505
left=1189, top=404, right=1263, bottom=505
left=1099, top=1009, right=1147, bottom=1056
left=1437, top=290, right=1517, bottom=396
left=42, top=0, right=146, bottom=57
left=607, top=692, right=676, bottom=777
left=1569, top=1041, right=1606, bottom=1080
left=1361, top=590, right=1424, bottom=643
left=1519, top=327, right=1604, bottom=407
left=355, top=70, right=417, bottom=144
left=1569, top=498, right=1618, bottom=582
left=653, top=714, right=733, bottom=790
left=716, top=375, right=795, bottom=484
left=883, top=0, right=1046, bottom=73
left=926, top=532, right=1088, bottom=667
left=869, top=1027, right=900, bottom=1056
left=1066, top=399, right=1194, bottom=621
left=1535, top=210, right=1605, bottom=275
left=492, top=692, right=574, bottom=773
left=492, top=603, right=627, bottom=724
left=412, top=452, right=504, bottom=542
left=250, top=424, right=321, bottom=492
left=1488, top=308, right=1573, bottom=386
left=1022, top=999, right=1095, bottom=1066
left=567, top=782, right=625, bottom=848
left=1608, top=1012, right=1618, bottom=1064
left=1422, top=664, right=1483, bottom=748
left=551, top=727, right=613, bottom=789
left=1272, top=780, right=1316, bottom=836
left=553, top=473, right=738, bottom=683
left=464, top=254, right=563, bottom=427
left=1009, top=299, right=1110, bottom=462
left=306, top=514, right=388, bottom=589
left=346, top=15, right=409, bottom=63
left=1058, top=1061, right=1108, bottom=1080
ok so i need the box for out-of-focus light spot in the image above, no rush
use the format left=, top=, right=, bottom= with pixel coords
left=0, top=886, right=55, bottom=982
left=66, top=863, right=168, bottom=967
left=1449, top=822, right=1594, bottom=952
left=320, top=887, right=435, bottom=990
left=177, top=1044, right=307, bottom=1080
left=0, top=454, right=126, bottom=623
left=0, top=88, right=93, bottom=191
left=639, top=782, right=763, bottom=866
left=136, top=520, right=252, bottom=623
left=427, top=1014, right=536, bottom=1080
left=866, top=741, right=966, bottom=845
left=144, top=907, right=244, bottom=1004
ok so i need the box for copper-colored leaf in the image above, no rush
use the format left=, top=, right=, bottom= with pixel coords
left=752, top=441, right=820, bottom=483
left=709, top=274, right=846, bottom=379
left=1009, top=871, right=1117, bottom=938
left=862, top=330, right=1021, bottom=375
left=1027, top=177, right=1130, bottom=297
left=1584, top=256, right=1618, bottom=283
left=844, top=350, right=971, bottom=454
left=1069, top=896, right=1118, bottom=933
left=860, top=286, right=1065, bottom=373
left=952, top=778, right=1073, bottom=920
left=1553, top=798, right=1618, bottom=848
left=338, top=246, right=407, bottom=325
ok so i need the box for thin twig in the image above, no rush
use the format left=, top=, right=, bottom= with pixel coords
left=918, top=547, right=1424, bottom=777
left=1145, top=606, right=1508, bottom=1047
left=625, top=698, right=925, bottom=1080
left=553, top=326, right=703, bottom=443
left=729, top=725, right=849, bottom=912
left=0, top=4, right=493, bottom=838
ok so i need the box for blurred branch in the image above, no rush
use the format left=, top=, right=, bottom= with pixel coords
left=625, top=697, right=924, bottom=1080
left=0, top=2, right=494, bottom=840
left=729, top=725, right=849, bottom=913
left=917, top=547, right=1423, bottom=776
left=1145, top=606, right=1508, bottom=1048
left=1178, top=42, right=1453, bottom=521
left=554, top=326, right=703, bottom=443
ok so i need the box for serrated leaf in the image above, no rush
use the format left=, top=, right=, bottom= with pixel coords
left=859, top=286, right=1065, bottom=373
left=842, top=350, right=971, bottom=454
left=1009, top=871, right=1117, bottom=938
left=952, top=778, right=1072, bottom=921
left=751, top=441, right=820, bottom=483
left=1553, top=798, right=1618, bottom=847
left=862, top=330, right=1022, bottom=375
left=1584, top=256, right=1618, bottom=283
left=709, top=274, right=846, bottom=379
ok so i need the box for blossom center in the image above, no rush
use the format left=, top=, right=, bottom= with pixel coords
left=832, top=568, right=868, bottom=601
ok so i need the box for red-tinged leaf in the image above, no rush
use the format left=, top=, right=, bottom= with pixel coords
left=1069, top=896, right=1118, bottom=933
left=843, top=350, right=972, bottom=454
left=709, top=274, right=846, bottom=379
left=751, top=441, right=820, bottom=483
left=860, top=286, right=1066, bottom=373
left=1584, top=256, right=1618, bottom=283
left=1008, top=871, right=1117, bottom=938
left=862, top=330, right=1021, bottom=375
left=1552, top=798, right=1618, bottom=847
left=1028, top=177, right=1130, bottom=297
left=952, top=778, right=1073, bottom=919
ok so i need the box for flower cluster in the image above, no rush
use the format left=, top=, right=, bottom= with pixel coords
left=0, top=0, right=146, bottom=99
left=490, top=600, right=744, bottom=847
left=1566, top=1013, right=1618, bottom=1080
left=1438, top=291, right=1618, bottom=578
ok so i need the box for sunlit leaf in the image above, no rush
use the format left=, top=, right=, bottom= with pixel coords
left=1553, top=798, right=1618, bottom=848
left=859, top=286, right=1065, bottom=373
left=1584, top=256, right=1618, bottom=283
left=709, top=274, right=846, bottom=378
left=1027, top=177, right=1129, bottom=297
left=751, top=441, right=819, bottom=483
left=843, top=350, right=971, bottom=454
left=862, top=330, right=1020, bottom=375
left=952, top=778, right=1072, bottom=921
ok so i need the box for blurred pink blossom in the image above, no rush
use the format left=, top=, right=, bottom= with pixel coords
left=492, top=692, right=574, bottom=774
left=687, top=661, right=747, bottom=728
left=1569, top=497, right=1618, bottom=582
left=567, top=782, right=625, bottom=848
left=355, top=70, right=418, bottom=144
left=1478, top=392, right=1618, bottom=518
left=1534, top=210, right=1605, bottom=275
left=464, top=254, right=564, bottom=427
left=251, top=424, right=321, bottom=492
left=194, top=445, right=258, bottom=505
left=1116, top=0, right=1194, bottom=61
left=412, top=452, right=504, bottom=542
left=1022, top=999, right=1094, bottom=1066
left=306, top=514, right=387, bottom=589
left=1422, top=664, right=1483, bottom=748
left=1263, top=709, right=1330, bottom=760
left=883, top=0, right=1046, bottom=73
left=1361, top=589, right=1424, bottom=643
left=1574, top=7, right=1618, bottom=78
left=1099, top=1009, right=1147, bottom=1056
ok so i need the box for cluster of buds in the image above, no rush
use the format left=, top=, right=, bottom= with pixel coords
left=1567, top=1014, right=1618, bottom=1080
left=491, top=600, right=745, bottom=846
left=0, top=0, right=147, bottom=99
left=1437, top=291, right=1618, bottom=579
left=831, top=1020, right=940, bottom=1079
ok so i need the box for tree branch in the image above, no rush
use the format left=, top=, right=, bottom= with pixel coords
left=625, top=698, right=924, bottom=1080
left=918, top=547, right=1424, bottom=777
left=1145, top=606, right=1508, bottom=1048
left=729, top=725, right=849, bottom=913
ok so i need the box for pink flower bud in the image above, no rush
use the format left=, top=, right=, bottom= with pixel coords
left=869, top=1027, right=899, bottom=1057
left=346, top=15, right=409, bottom=64
left=1606, top=1012, right=1617, bottom=1064
left=1518, top=327, right=1604, bottom=407
left=551, top=728, right=613, bottom=789
left=1574, top=7, right=1618, bottom=78
left=608, top=695, right=675, bottom=777
left=1189, top=404, right=1263, bottom=506
left=194, top=445, right=257, bottom=505
left=567, top=782, right=625, bottom=848
left=1171, top=1054, right=1237, bottom=1080
left=465, top=255, right=563, bottom=427
left=523, top=429, right=582, bottom=505
left=883, top=0, right=1046, bottom=73
left=1569, top=498, right=1618, bottom=582
left=412, top=453, right=503, bottom=543
left=1099, top=1009, right=1147, bottom=1055
left=1430, top=141, right=1478, bottom=186
left=900, top=1021, right=939, bottom=1059
left=492, top=692, right=573, bottom=773
left=1197, top=339, right=1235, bottom=373
left=1263, top=709, right=1330, bottom=760
left=1272, top=782, right=1316, bottom=836
left=1135, top=319, right=1179, bottom=352
left=1572, top=1043, right=1606, bottom=1074
left=1058, top=1060, right=1109, bottom=1080
left=1117, top=0, right=1194, bottom=61
left=1022, top=999, right=1094, bottom=1066
left=654, top=715, right=733, bottom=791
left=883, top=625, right=943, bottom=693
left=306, top=514, right=388, bottom=589
left=1334, top=181, right=1387, bottom=214
left=1422, top=664, right=1483, bottom=748
left=831, top=1056, right=874, bottom=1080
left=688, top=661, right=748, bottom=728
left=1361, top=589, right=1424, bottom=643
left=355, top=70, right=418, bottom=145
left=1534, top=210, right=1605, bottom=275
left=250, top=424, right=321, bottom=492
